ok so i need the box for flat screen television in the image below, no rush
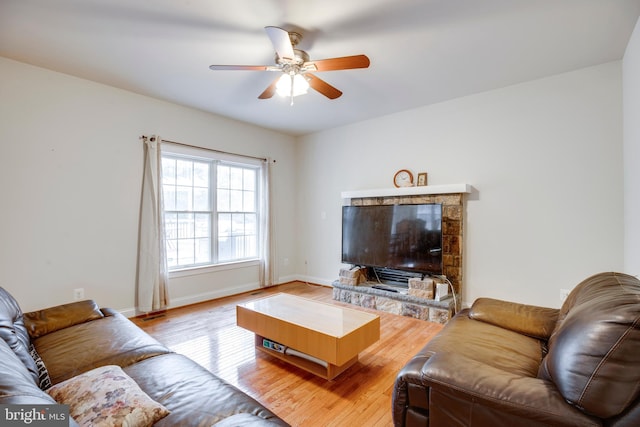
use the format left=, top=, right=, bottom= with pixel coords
left=341, top=204, right=443, bottom=275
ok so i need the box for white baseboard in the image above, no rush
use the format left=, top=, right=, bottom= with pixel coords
left=169, top=282, right=261, bottom=308
left=293, top=274, right=334, bottom=287
left=276, top=274, right=299, bottom=284
left=121, top=282, right=261, bottom=318
left=121, top=276, right=336, bottom=318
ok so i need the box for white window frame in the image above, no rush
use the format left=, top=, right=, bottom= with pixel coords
left=161, top=144, right=262, bottom=275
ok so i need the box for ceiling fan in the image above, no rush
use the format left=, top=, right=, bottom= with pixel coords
left=209, top=26, right=370, bottom=103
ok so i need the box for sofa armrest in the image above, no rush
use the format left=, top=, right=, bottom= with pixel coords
left=23, top=300, right=104, bottom=339
left=100, top=307, right=119, bottom=317
left=421, top=352, right=599, bottom=427
left=469, top=297, right=559, bottom=340
left=392, top=347, right=434, bottom=426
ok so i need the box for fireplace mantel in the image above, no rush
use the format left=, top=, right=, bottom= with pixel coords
left=341, top=183, right=471, bottom=201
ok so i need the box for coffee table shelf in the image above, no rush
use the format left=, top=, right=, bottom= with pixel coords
left=237, top=293, right=380, bottom=380
left=253, top=335, right=358, bottom=380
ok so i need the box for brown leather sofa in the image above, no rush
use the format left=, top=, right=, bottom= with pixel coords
left=392, top=272, right=640, bottom=427
left=0, top=286, right=289, bottom=426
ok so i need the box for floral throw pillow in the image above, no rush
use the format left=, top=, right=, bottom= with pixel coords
left=47, top=365, right=170, bottom=427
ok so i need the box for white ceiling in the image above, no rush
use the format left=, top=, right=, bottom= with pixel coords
left=1, top=0, right=639, bottom=136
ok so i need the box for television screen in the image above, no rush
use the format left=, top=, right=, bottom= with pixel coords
left=341, top=204, right=443, bottom=275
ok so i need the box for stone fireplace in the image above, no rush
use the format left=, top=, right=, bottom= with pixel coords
left=332, top=184, right=469, bottom=323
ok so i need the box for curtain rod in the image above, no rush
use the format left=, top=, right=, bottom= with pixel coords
left=139, top=135, right=270, bottom=163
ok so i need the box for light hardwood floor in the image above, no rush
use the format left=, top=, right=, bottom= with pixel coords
left=132, top=282, right=443, bottom=427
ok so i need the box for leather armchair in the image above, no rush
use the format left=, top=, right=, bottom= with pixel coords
left=392, top=272, right=640, bottom=427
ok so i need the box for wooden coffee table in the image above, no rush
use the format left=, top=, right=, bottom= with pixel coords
left=236, top=293, right=380, bottom=380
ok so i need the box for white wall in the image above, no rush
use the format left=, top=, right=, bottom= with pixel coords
left=0, top=57, right=297, bottom=313
left=297, top=62, right=624, bottom=308
left=0, top=54, right=629, bottom=314
left=624, top=17, right=640, bottom=276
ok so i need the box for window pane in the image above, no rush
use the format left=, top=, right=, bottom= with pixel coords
left=231, top=213, right=245, bottom=235
left=218, top=237, right=232, bottom=261
left=178, top=213, right=194, bottom=238
left=230, top=167, right=243, bottom=189
left=164, top=213, right=178, bottom=239
left=195, top=238, right=210, bottom=263
left=218, top=165, right=230, bottom=188
left=244, top=235, right=257, bottom=258
left=165, top=213, right=179, bottom=267
left=245, top=214, right=256, bottom=235
left=162, top=158, right=176, bottom=185
left=193, top=162, right=209, bottom=187
left=194, top=187, right=209, bottom=211
left=176, top=160, right=193, bottom=185
left=177, top=239, right=194, bottom=265
left=175, top=186, right=192, bottom=211
left=230, top=190, right=243, bottom=211
left=233, top=236, right=245, bottom=258
left=195, top=213, right=210, bottom=238
left=217, top=189, right=230, bottom=211
left=243, top=169, right=256, bottom=191
left=218, top=213, right=231, bottom=237
left=162, top=185, right=176, bottom=210
left=166, top=239, right=178, bottom=267
left=243, top=191, right=255, bottom=212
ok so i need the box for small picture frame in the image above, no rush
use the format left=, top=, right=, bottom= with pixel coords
left=417, top=172, right=428, bottom=186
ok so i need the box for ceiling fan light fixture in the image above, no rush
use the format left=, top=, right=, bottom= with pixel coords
left=276, top=73, right=309, bottom=97
left=209, top=26, right=370, bottom=101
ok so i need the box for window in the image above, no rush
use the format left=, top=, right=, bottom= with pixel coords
left=161, top=146, right=261, bottom=270
left=216, top=164, right=257, bottom=262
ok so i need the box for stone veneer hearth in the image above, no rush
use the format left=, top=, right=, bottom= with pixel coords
left=332, top=281, right=454, bottom=323
left=333, top=185, right=468, bottom=323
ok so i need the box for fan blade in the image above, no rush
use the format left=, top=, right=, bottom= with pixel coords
left=304, top=54, right=370, bottom=72
left=209, top=65, right=280, bottom=71
left=265, top=26, right=295, bottom=61
left=258, top=77, right=279, bottom=99
left=307, top=74, right=342, bottom=99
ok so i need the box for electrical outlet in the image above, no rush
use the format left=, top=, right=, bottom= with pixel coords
left=560, top=288, right=571, bottom=303
left=73, top=288, right=85, bottom=301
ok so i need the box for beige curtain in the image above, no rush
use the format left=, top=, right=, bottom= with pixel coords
left=136, top=136, right=169, bottom=312
left=259, top=159, right=277, bottom=287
